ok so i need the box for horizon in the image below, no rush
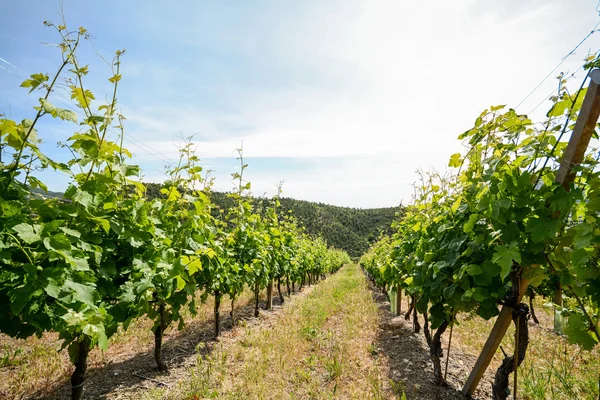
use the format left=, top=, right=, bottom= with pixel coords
left=2, top=1, right=600, bottom=208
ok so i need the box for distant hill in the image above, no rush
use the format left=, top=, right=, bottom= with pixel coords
left=206, top=191, right=400, bottom=258
left=33, top=184, right=400, bottom=257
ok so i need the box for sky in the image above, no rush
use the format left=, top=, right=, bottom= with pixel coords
left=1, top=0, right=600, bottom=208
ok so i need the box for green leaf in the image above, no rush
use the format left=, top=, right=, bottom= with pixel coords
left=60, top=227, right=81, bottom=238
left=492, top=243, right=521, bottom=279
left=451, top=197, right=462, bottom=213
left=473, top=261, right=498, bottom=286
left=9, top=287, right=30, bottom=314
left=463, top=214, right=481, bottom=233
left=13, top=223, right=41, bottom=244
left=83, top=323, right=108, bottom=350
left=496, top=198, right=511, bottom=209
left=45, top=279, right=62, bottom=299
left=565, top=314, right=599, bottom=350
left=93, top=217, right=111, bottom=234
left=44, top=234, right=71, bottom=251
left=20, top=73, right=48, bottom=93
left=73, top=190, right=94, bottom=208
left=448, top=153, right=462, bottom=168
left=39, top=99, right=77, bottom=122
left=71, top=86, right=95, bottom=109
left=571, top=248, right=590, bottom=267
left=465, top=264, right=482, bottom=276
left=176, top=276, right=185, bottom=291
left=525, top=217, right=561, bottom=243
left=64, top=280, right=96, bottom=306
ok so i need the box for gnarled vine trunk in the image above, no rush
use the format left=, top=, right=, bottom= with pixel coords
left=430, top=320, right=450, bottom=386
left=277, top=277, right=284, bottom=303
left=529, top=293, right=539, bottom=324
left=266, top=280, right=273, bottom=310
left=405, top=295, right=415, bottom=320
left=154, top=302, right=168, bottom=370
left=423, top=309, right=432, bottom=347
left=254, top=283, right=260, bottom=317
left=492, top=304, right=529, bottom=400
left=71, top=336, right=90, bottom=400
left=413, top=306, right=421, bottom=333
left=214, top=291, right=221, bottom=338
left=230, top=296, right=236, bottom=327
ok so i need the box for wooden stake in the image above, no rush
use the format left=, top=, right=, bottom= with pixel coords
left=445, top=317, right=454, bottom=382
left=462, top=68, right=600, bottom=397
left=514, top=312, right=520, bottom=400
left=555, top=69, right=600, bottom=188
left=396, top=285, right=402, bottom=316
left=462, top=278, right=530, bottom=396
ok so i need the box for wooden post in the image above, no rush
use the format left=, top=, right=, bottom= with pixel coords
left=552, top=69, right=600, bottom=334
left=461, top=278, right=530, bottom=396
left=389, top=287, right=397, bottom=314
left=555, top=69, right=600, bottom=187
left=396, top=285, right=402, bottom=316
left=554, top=283, right=564, bottom=334
left=462, top=68, right=600, bottom=397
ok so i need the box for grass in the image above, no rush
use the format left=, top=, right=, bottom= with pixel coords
left=146, top=264, right=388, bottom=400
left=0, top=290, right=257, bottom=400
left=4, top=266, right=597, bottom=400
left=450, top=298, right=600, bottom=399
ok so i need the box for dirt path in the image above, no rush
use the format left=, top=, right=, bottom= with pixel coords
left=32, top=264, right=497, bottom=399
left=134, top=264, right=496, bottom=399
left=138, top=264, right=385, bottom=399
left=37, top=289, right=296, bottom=399
left=368, top=282, right=495, bottom=399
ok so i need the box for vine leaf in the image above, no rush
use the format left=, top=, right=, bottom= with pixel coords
left=565, top=314, right=599, bottom=350
left=20, top=73, right=48, bottom=93
left=64, top=280, right=97, bottom=306
left=13, top=223, right=42, bottom=244
left=525, top=217, right=561, bottom=243
left=492, top=243, right=521, bottom=279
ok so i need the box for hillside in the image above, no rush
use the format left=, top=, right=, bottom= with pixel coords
left=209, top=191, right=399, bottom=257
left=145, top=183, right=399, bottom=257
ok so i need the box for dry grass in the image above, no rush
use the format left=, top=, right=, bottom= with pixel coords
left=0, top=290, right=257, bottom=400
left=5, top=269, right=597, bottom=400
left=449, top=298, right=600, bottom=399
left=146, top=264, right=388, bottom=400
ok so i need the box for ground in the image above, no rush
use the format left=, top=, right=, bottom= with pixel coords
left=1, top=264, right=598, bottom=399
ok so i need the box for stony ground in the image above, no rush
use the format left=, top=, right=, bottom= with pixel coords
left=7, top=264, right=590, bottom=400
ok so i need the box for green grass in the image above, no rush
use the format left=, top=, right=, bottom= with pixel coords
left=146, top=264, right=387, bottom=400
left=453, top=299, right=600, bottom=399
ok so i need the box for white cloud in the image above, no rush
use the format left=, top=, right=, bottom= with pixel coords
left=118, top=0, right=600, bottom=207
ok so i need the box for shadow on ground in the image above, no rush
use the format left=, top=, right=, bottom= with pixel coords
left=367, top=280, right=491, bottom=399
left=42, top=285, right=304, bottom=400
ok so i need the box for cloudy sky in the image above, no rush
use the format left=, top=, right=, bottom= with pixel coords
left=1, top=0, right=600, bottom=208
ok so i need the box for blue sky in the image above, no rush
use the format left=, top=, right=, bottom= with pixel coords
left=2, top=0, right=600, bottom=207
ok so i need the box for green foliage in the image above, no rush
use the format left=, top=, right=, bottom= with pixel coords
left=361, top=56, right=600, bottom=352
left=0, top=19, right=351, bottom=396
left=144, top=185, right=397, bottom=258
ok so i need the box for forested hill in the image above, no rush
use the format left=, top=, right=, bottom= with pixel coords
left=209, top=192, right=399, bottom=257
left=145, top=184, right=399, bottom=257
left=33, top=184, right=399, bottom=257
left=279, top=197, right=398, bottom=257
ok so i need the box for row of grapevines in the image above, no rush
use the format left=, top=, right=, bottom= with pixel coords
left=0, top=22, right=350, bottom=400
left=362, top=56, right=600, bottom=397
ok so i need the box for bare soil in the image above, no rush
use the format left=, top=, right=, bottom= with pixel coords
left=368, top=283, right=495, bottom=399
left=39, top=289, right=303, bottom=400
